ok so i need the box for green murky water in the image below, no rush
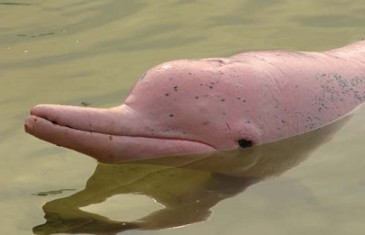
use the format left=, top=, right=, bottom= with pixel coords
left=1, top=1, right=365, bottom=234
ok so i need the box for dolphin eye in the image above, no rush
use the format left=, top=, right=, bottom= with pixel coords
left=237, top=139, right=253, bottom=148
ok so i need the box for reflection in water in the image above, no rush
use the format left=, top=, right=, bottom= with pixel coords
left=33, top=116, right=350, bottom=234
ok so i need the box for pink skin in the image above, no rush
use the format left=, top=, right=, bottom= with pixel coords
left=25, top=41, right=365, bottom=162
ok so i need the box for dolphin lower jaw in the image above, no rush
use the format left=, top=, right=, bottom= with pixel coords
left=25, top=114, right=215, bottom=162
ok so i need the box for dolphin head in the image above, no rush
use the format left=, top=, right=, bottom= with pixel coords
left=25, top=59, right=262, bottom=162
left=25, top=41, right=365, bottom=162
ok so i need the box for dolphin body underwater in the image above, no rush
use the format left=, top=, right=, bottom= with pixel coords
left=25, top=41, right=365, bottom=162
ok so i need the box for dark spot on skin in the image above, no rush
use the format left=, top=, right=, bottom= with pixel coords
left=188, top=72, right=192, bottom=75
left=195, top=96, right=199, bottom=99
left=173, top=86, right=178, bottom=91
left=281, top=120, right=286, bottom=124
left=237, top=97, right=241, bottom=100
left=209, top=86, right=213, bottom=89
left=221, top=99, right=225, bottom=102
left=238, top=139, right=253, bottom=148
left=202, top=121, right=210, bottom=125
left=169, top=114, right=174, bottom=117
left=242, top=100, right=247, bottom=103
left=200, top=84, right=203, bottom=86
left=165, top=93, right=170, bottom=96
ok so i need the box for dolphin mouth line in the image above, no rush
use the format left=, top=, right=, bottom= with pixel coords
left=26, top=114, right=216, bottom=151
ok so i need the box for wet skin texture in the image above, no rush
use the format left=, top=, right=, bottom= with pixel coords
left=25, top=41, right=365, bottom=162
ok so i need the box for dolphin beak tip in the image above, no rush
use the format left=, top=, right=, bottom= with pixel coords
left=24, top=116, right=32, bottom=134
left=26, top=104, right=48, bottom=134
left=24, top=115, right=37, bottom=134
left=30, top=104, right=49, bottom=116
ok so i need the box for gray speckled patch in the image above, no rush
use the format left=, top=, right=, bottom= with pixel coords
left=314, top=73, right=365, bottom=112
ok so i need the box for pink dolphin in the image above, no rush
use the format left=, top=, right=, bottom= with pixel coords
left=25, top=41, right=365, bottom=162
